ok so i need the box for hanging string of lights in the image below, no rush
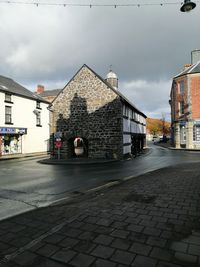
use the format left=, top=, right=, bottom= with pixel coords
left=0, top=0, right=198, bottom=8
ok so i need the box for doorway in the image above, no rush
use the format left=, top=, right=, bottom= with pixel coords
left=67, top=137, right=88, bottom=158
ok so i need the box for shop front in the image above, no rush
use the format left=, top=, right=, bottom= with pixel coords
left=0, top=127, right=27, bottom=156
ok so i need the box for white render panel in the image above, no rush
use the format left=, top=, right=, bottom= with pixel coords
left=135, top=123, right=139, bottom=134
left=128, top=108, right=132, bottom=119
left=138, top=124, right=142, bottom=134
left=123, top=134, right=131, bottom=144
left=123, top=145, right=131, bottom=154
left=0, top=91, right=49, bottom=154
left=124, top=117, right=146, bottom=134
left=123, top=118, right=131, bottom=132
left=130, top=121, right=137, bottom=133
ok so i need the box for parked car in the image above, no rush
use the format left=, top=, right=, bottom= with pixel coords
left=152, top=135, right=160, bottom=142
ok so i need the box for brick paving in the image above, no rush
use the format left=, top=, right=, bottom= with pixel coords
left=0, top=162, right=200, bottom=267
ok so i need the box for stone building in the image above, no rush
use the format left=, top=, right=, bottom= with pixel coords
left=169, top=49, right=200, bottom=149
left=50, top=64, right=146, bottom=159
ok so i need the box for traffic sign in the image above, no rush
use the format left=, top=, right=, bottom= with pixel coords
left=54, top=131, right=62, bottom=139
left=55, top=141, right=62, bottom=148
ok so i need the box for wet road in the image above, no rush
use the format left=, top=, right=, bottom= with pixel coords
left=0, top=143, right=200, bottom=220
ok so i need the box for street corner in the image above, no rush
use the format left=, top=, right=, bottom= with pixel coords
left=37, top=157, right=119, bottom=165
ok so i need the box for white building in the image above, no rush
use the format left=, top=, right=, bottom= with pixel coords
left=0, top=75, right=50, bottom=157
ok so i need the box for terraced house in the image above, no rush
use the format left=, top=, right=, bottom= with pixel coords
left=0, top=76, right=50, bottom=157
left=170, top=49, right=200, bottom=149
left=50, top=64, right=146, bottom=160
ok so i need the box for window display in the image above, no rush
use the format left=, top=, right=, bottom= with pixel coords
left=0, top=135, right=22, bottom=154
left=193, top=124, right=200, bottom=141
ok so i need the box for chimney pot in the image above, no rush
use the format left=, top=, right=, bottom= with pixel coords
left=183, top=64, right=192, bottom=70
left=36, top=84, right=44, bottom=94
left=191, top=49, right=200, bottom=65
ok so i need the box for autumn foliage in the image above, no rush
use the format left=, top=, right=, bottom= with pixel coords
left=147, top=118, right=171, bottom=136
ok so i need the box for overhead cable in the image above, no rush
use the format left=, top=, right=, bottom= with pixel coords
left=0, top=1, right=198, bottom=8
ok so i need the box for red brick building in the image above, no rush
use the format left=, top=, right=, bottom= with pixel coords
left=170, top=50, right=200, bottom=149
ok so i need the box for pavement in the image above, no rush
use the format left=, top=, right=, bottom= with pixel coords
left=39, top=157, right=119, bottom=165
left=39, top=148, right=149, bottom=165
left=0, top=152, right=49, bottom=161
left=0, top=150, right=148, bottom=165
left=0, top=161, right=200, bottom=267
left=155, top=141, right=200, bottom=152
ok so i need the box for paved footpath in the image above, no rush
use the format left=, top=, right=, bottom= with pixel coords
left=0, top=162, right=200, bottom=267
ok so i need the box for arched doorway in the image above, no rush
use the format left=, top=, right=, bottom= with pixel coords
left=67, top=137, right=88, bottom=158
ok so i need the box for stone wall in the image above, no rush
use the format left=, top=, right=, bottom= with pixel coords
left=52, top=65, right=123, bottom=159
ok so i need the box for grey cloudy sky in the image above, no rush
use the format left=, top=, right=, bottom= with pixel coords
left=0, top=0, right=200, bottom=120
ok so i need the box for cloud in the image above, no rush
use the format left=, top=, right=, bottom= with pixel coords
left=120, top=79, right=171, bottom=120
left=0, top=1, right=200, bottom=119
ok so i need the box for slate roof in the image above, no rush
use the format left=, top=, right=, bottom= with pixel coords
left=0, top=75, right=48, bottom=103
left=174, top=61, right=200, bottom=78
left=39, top=89, right=62, bottom=97
left=89, top=65, right=146, bottom=117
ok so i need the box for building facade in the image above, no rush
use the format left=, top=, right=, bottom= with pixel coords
left=36, top=85, right=61, bottom=103
left=50, top=64, right=146, bottom=159
left=170, top=50, right=200, bottom=149
left=0, top=76, right=50, bottom=157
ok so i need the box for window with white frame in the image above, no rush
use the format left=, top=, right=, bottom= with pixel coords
left=180, top=125, right=186, bottom=143
left=36, top=101, right=41, bottom=109
left=5, top=93, right=12, bottom=103
left=193, top=125, right=200, bottom=141
left=5, top=106, right=12, bottom=124
left=179, top=81, right=184, bottom=95
left=179, top=101, right=184, bottom=115
left=36, top=111, right=41, bottom=126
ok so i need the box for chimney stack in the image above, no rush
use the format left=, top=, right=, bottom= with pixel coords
left=191, top=49, right=200, bottom=65
left=183, top=64, right=192, bottom=71
left=36, top=84, right=44, bottom=94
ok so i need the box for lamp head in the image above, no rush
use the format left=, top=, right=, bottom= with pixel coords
left=180, top=0, right=196, bottom=12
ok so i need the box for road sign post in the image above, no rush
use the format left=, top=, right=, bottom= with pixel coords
left=55, top=138, right=62, bottom=160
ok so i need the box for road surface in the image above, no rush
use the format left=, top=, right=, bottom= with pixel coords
left=0, top=143, right=199, bottom=221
